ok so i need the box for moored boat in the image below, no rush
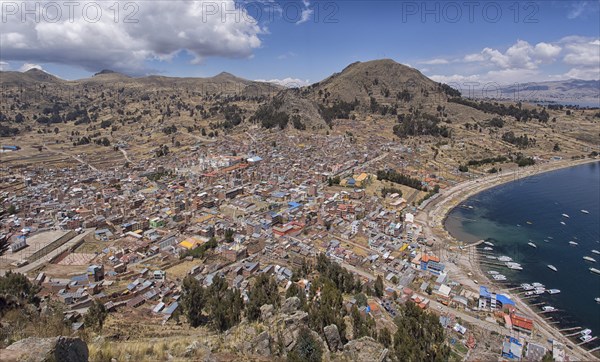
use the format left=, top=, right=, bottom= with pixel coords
left=484, top=241, right=494, bottom=247
left=542, top=306, right=555, bottom=312
left=569, top=241, right=579, bottom=246
left=590, top=267, right=600, bottom=275
left=547, top=265, right=558, bottom=272
left=498, top=256, right=513, bottom=262
left=547, top=289, right=561, bottom=294
left=562, top=213, right=570, bottom=218
left=528, top=242, right=537, bottom=248
left=581, top=210, right=589, bottom=214
left=592, top=249, right=600, bottom=255
left=583, top=256, right=597, bottom=263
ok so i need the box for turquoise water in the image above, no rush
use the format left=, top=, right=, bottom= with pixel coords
left=446, top=162, right=600, bottom=342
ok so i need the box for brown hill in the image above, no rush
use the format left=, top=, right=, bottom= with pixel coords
left=303, top=59, right=448, bottom=105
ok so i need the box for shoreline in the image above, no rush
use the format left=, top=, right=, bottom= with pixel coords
left=418, top=157, right=600, bottom=360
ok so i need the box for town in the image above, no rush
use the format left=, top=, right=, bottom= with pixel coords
left=2, top=120, right=597, bottom=361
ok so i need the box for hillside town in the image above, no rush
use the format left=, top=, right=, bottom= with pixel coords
left=3, top=123, right=596, bottom=361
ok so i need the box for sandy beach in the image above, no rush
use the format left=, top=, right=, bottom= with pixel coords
left=417, top=157, right=600, bottom=361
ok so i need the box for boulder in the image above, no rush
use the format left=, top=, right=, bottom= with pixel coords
left=343, top=337, right=388, bottom=362
left=2, top=336, right=89, bottom=362
left=283, top=311, right=308, bottom=326
left=252, top=331, right=271, bottom=356
left=280, top=297, right=300, bottom=314
left=323, top=324, right=343, bottom=352
left=260, top=304, right=274, bottom=321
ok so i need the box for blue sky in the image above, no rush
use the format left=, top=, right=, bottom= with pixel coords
left=1, top=0, right=598, bottom=85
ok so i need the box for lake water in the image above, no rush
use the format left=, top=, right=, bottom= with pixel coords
left=446, top=162, right=600, bottom=345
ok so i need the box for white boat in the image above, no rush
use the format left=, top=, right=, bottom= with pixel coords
left=581, top=329, right=592, bottom=336
left=562, top=213, right=570, bottom=218
left=547, top=265, right=558, bottom=272
left=560, top=221, right=566, bottom=225
left=532, top=282, right=545, bottom=288
left=583, top=256, right=597, bottom=263
left=493, top=274, right=507, bottom=281
left=528, top=242, right=537, bottom=248
left=483, top=247, right=493, bottom=251
left=498, top=256, right=513, bottom=262
left=525, top=291, right=534, bottom=296
left=580, top=335, right=593, bottom=343
left=520, top=283, right=532, bottom=289
left=484, top=241, right=495, bottom=247
left=486, top=255, right=497, bottom=260
left=569, top=241, right=579, bottom=246
left=581, top=210, right=589, bottom=214
left=544, top=239, right=549, bottom=243
left=534, top=288, right=545, bottom=295
left=547, top=289, right=561, bottom=294
left=592, top=250, right=600, bottom=255
left=542, top=306, right=556, bottom=312
left=590, top=268, right=600, bottom=275
left=488, top=271, right=500, bottom=275
left=548, top=236, right=554, bottom=239
left=595, top=297, right=600, bottom=303
left=506, top=262, right=523, bottom=270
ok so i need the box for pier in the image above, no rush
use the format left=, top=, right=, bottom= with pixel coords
left=577, top=336, right=597, bottom=346
left=559, top=327, right=582, bottom=332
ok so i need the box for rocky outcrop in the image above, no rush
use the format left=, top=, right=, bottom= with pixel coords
left=2, top=336, right=89, bottom=362
left=260, top=304, right=274, bottom=321
left=280, top=296, right=300, bottom=314
left=342, top=337, right=388, bottom=362
left=324, top=324, right=343, bottom=352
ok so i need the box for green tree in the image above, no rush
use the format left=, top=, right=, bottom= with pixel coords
left=392, top=302, right=449, bottom=362
left=0, top=271, right=39, bottom=306
left=206, top=276, right=244, bottom=332
left=84, top=300, right=108, bottom=331
left=287, top=327, right=322, bottom=362
left=247, top=274, right=280, bottom=321
left=355, top=293, right=368, bottom=307
left=378, top=327, right=392, bottom=348
left=180, top=275, right=205, bottom=327
left=374, top=275, right=384, bottom=298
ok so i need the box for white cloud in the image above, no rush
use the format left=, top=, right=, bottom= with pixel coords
left=0, top=1, right=264, bottom=73
left=563, top=66, right=600, bottom=80
left=563, top=39, right=600, bottom=66
left=467, top=40, right=562, bottom=71
left=296, top=0, right=314, bottom=25
left=19, top=63, right=43, bottom=72
left=567, top=1, right=599, bottom=19
left=533, top=42, right=562, bottom=60
left=0, top=61, right=9, bottom=71
left=255, top=77, right=311, bottom=87
left=419, top=58, right=449, bottom=65
left=277, top=51, right=297, bottom=60
left=429, top=74, right=480, bottom=83
left=464, top=53, right=485, bottom=62
left=428, top=36, right=599, bottom=85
